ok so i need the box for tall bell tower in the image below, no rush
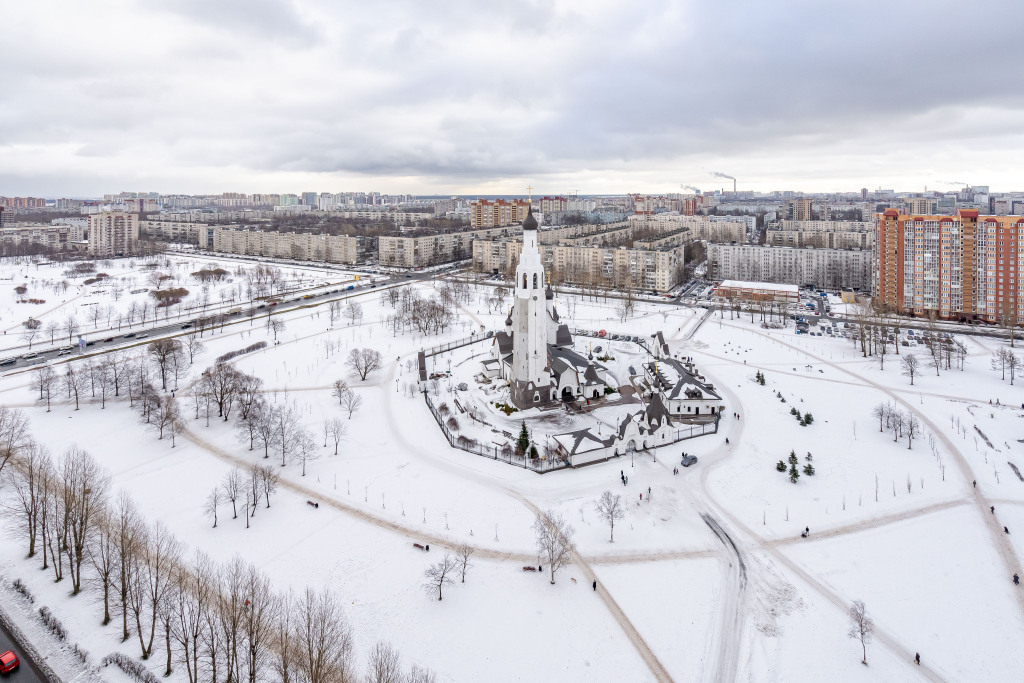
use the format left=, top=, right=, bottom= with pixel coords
left=510, top=206, right=552, bottom=406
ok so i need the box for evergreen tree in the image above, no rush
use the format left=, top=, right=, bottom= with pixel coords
left=529, top=444, right=539, bottom=459
left=516, top=421, right=531, bottom=455
left=789, top=464, right=800, bottom=483
left=788, top=450, right=798, bottom=466
left=776, top=460, right=787, bottom=472
left=803, top=463, right=815, bottom=476
left=804, top=413, right=814, bottom=425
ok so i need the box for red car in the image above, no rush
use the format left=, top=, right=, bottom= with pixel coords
left=0, top=650, right=19, bottom=674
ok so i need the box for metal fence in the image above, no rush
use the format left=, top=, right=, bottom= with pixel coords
left=423, top=392, right=566, bottom=473
left=421, top=334, right=491, bottom=359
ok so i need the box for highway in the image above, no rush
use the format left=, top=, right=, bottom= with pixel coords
left=0, top=269, right=442, bottom=374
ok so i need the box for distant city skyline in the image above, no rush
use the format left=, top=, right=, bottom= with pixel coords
left=2, top=1, right=1023, bottom=197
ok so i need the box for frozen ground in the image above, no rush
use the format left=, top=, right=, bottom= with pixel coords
left=1, top=265, right=1023, bottom=682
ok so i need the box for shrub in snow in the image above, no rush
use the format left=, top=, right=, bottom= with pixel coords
left=101, top=653, right=160, bottom=683
left=776, top=460, right=787, bottom=472
left=803, top=463, right=815, bottom=476
left=71, top=643, right=90, bottom=665
left=11, top=578, right=35, bottom=603
left=789, top=465, right=800, bottom=484
left=38, top=606, right=68, bottom=641
left=215, top=341, right=268, bottom=364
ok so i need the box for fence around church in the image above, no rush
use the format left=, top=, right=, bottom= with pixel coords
left=423, top=391, right=567, bottom=473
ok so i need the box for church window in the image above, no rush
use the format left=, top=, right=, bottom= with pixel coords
left=533, top=273, right=538, bottom=289
left=522, top=274, right=527, bottom=289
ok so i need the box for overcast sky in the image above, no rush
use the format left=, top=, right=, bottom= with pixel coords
left=3, top=0, right=1023, bottom=198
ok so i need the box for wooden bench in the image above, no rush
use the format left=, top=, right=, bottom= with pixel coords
left=413, top=543, right=430, bottom=551
left=522, top=566, right=537, bottom=572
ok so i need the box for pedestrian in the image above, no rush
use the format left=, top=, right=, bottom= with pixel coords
left=648, top=486, right=651, bottom=498
left=640, top=493, right=642, bottom=502
left=1014, top=573, right=1020, bottom=585
left=1005, top=526, right=1010, bottom=534
left=805, top=526, right=809, bottom=534
left=592, top=580, right=597, bottom=591
left=973, top=480, right=976, bottom=488
left=992, top=506, right=996, bottom=514
left=726, top=438, right=729, bottom=444
left=915, top=653, right=920, bottom=666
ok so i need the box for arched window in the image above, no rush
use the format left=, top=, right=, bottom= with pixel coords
left=533, top=273, right=538, bottom=289
left=522, top=273, right=528, bottom=290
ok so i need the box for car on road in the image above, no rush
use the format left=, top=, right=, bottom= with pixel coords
left=680, top=454, right=698, bottom=467
left=103, top=337, right=114, bottom=342
left=0, top=358, right=16, bottom=366
left=0, top=650, right=19, bottom=673
left=123, top=333, right=136, bottom=338
left=21, top=352, right=40, bottom=360
left=136, top=333, right=148, bottom=339
left=181, top=323, right=192, bottom=329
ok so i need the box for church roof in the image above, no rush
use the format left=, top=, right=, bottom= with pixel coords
left=522, top=206, right=539, bottom=231
left=644, top=391, right=674, bottom=428
left=494, top=331, right=513, bottom=356
left=646, top=358, right=721, bottom=401
left=554, top=323, right=572, bottom=347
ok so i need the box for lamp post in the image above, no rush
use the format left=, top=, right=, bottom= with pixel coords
left=395, top=378, right=399, bottom=393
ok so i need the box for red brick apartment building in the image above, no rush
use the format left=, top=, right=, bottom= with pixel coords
left=874, top=209, right=1022, bottom=322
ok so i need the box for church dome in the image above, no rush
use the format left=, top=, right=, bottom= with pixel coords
left=522, top=206, right=538, bottom=231
left=505, top=315, right=513, bottom=327
left=545, top=284, right=554, bottom=300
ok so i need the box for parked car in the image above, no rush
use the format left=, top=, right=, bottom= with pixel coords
left=0, top=650, right=19, bottom=673
left=680, top=454, right=698, bottom=467
left=598, top=330, right=607, bottom=338
left=594, top=346, right=602, bottom=353
left=628, top=365, right=637, bottom=375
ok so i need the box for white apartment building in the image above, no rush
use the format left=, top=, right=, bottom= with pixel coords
left=378, top=226, right=516, bottom=267
left=628, top=214, right=746, bottom=243
left=211, top=228, right=365, bottom=264
left=708, top=243, right=872, bottom=291
left=88, top=211, right=139, bottom=257
left=767, top=229, right=873, bottom=249
left=472, top=238, right=685, bottom=293
left=777, top=219, right=874, bottom=232
left=0, top=222, right=87, bottom=254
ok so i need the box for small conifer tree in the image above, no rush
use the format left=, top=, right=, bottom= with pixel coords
left=803, top=463, right=815, bottom=476
left=789, top=463, right=800, bottom=483
left=776, top=460, right=787, bottom=472
left=516, top=421, right=531, bottom=455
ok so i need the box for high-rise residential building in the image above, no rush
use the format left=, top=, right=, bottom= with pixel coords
left=88, top=211, right=139, bottom=256
left=788, top=198, right=814, bottom=221
left=470, top=199, right=531, bottom=228
left=874, top=209, right=1023, bottom=322
left=906, top=197, right=938, bottom=215
left=301, top=192, right=319, bottom=206
left=539, top=196, right=568, bottom=213
left=0, top=207, right=7, bottom=228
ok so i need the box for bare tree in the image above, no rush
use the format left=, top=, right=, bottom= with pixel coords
left=331, top=379, right=351, bottom=405
left=327, top=417, right=347, bottom=456
left=366, top=641, right=403, bottom=683
left=294, top=587, right=355, bottom=683
left=343, top=300, right=363, bottom=325
left=242, top=563, right=278, bottom=683
left=6, top=441, right=51, bottom=558
left=292, top=428, right=319, bottom=476
left=340, top=390, right=363, bottom=419
left=533, top=509, right=576, bottom=584
left=113, top=492, right=144, bottom=642
left=423, top=553, right=458, bottom=600
left=59, top=446, right=110, bottom=595
left=454, top=542, right=474, bottom=583
left=900, top=353, right=920, bottom=385
left=594, top=490, right=626, bottom=542
left=149, top=338, right=184, bottom=390
left=847, top=599, right=873, bottom=665
left=31, top=365, right=57, bottom=412
left=134, top=521, right=182, bottom=659
left=63, top=364, right=84, bottom=410
left=223, top=468, right=242, bottom=519
left=871, top=402, right=889, bottom=432
left=0, top=406, right=31, bottom=480
left=205, top=487, right=222, bottom=528
left=171, top=551, right=214, bottom=683
left=257, top=464, right=280, bottom=508
left=62, top=314, right=80, bottom=343
left=269, top=317, right=285, bottom=341
left=346, top=348, right=383, bottom=381
left=87, top=505, right=117, bottom=625
left=21, top=327, right=39, bottom=350
left=184, top=333, right=206, bottom=364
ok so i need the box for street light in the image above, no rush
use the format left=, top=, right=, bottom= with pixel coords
left=395, top=378, right=399, bottom=393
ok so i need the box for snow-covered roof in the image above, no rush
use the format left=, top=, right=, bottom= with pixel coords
left=718, top=280, right=799, bottom=293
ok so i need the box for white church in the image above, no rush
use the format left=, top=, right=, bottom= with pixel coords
left=481, top=208, right=613, bottom=408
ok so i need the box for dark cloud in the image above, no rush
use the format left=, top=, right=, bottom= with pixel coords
left=2, top=0, right=1024, bottom=195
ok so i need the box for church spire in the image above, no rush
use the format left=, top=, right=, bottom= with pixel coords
left=522, top=206, right=538, bottom=231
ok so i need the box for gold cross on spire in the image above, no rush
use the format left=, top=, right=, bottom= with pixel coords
left=526, top=185, right=533, bottom=202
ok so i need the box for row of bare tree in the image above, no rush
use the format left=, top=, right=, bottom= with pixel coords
left=1, top=411, right=436, bottom=682
left=383, top=287, right=455, bottom=337
left=871, top=402, right=923, bottom=449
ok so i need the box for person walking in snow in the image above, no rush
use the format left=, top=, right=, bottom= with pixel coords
left=915, top=653, right=920, bottom=666
left=592, top=580, right=597, bottom=591
left=1014, top=574, right=1019, bottom=585
left=1005, top=526, right=1010, bottom=534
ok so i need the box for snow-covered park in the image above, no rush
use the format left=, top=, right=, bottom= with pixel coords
left=1, top=255, right=1023, bottom=682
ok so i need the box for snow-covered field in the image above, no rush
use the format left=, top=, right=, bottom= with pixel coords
left=1, top=258, right=1023, bottom=682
